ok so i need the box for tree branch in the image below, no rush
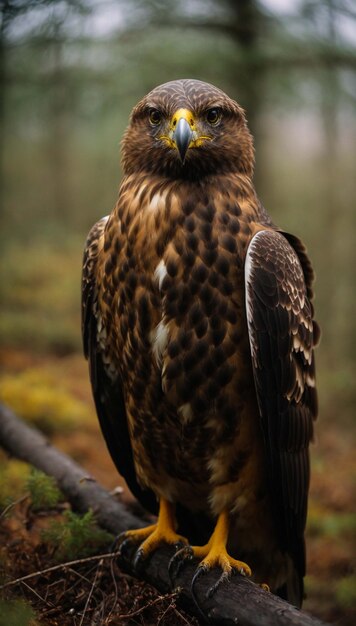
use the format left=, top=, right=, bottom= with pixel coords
left=0, top=403, right=328, bottom=626
left=0, top=402, right=145, bottom=534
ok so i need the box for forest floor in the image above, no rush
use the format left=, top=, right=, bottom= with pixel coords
left=0, top=347, right=355, bottom=626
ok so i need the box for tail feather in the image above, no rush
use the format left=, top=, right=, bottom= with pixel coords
left=276, top=557, right=304, bottom=608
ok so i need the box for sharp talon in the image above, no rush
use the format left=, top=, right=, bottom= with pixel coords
left=172, top=545, right=193, bottom=565
left=191, top=564, right=207, bottom=598
left=117, top=536, right=134, bottom=557
left=174, top=540, right=187, bottom=552
left=112, top=530, right=127, bottom=551
left=180, top=545, right=194, bottom=558
left=191, top=566, right=210, bottom=622
left=133, top=548, right=145, bottom=572
left=239, top=564, right=251, bottom=577
left=168, top=546, right=193, bottom=584
left=206, top=569, right=230, bottom=598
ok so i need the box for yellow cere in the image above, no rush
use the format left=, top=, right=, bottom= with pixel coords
left=170, top=108, right=196, bottom=130
left=159, top=108, right=212, bottom=150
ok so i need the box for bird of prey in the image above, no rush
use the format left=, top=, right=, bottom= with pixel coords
left=82, top=79, right=319, bottom=608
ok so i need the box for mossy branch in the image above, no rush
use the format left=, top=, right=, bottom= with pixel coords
left=0, top=403, right=329, bottom=626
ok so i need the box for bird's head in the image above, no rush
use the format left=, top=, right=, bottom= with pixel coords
left=121, top=79, right=254, bottom=180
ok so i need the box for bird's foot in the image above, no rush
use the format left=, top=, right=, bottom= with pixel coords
left=169, top=545, right=195, bottom=582
left=190, top=543, right=251, bottom=600
left=117, top=499, right=188, bottom=572
left=170, top=509, right=252, bottom=620
left=131, top=524, right=188, bottom=572
left=170, top=539, right=251, bottom=598
left=169, top=541, right=222, bottom=582
left=170, top=539, right=251, bottom=621
left=115, top=523, right=157, bottom=556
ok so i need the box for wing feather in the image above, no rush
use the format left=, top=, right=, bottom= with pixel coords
left=245, top=229, right=319, bottom=602
left=81, top=218, right=158, bottom=516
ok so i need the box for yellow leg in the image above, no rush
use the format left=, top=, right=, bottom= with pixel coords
left=169, top=509, right=252, bottom=602
left=190, top=510, right=251, bottom=577
left=119, top=498, right=188, bottom=561
left=119, top=523, right=157, bottom=545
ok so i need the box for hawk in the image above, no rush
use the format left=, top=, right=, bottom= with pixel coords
left=82, top=79, right=319, bottom=608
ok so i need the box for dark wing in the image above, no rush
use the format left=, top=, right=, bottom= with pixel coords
left=245, top=229, right=319, bottom=604
left=82, top=217, right=158, bottom=516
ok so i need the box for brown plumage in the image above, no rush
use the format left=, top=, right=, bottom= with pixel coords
left=82, top=79, right=319, bottom=607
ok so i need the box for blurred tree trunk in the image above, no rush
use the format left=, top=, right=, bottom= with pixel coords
left=150, top=0, right=268, bottom=189
left=0, top=1, right=53, bottom=220
left=44, top=1, right=89, bottom=223
left=46, top=33, right=70, bottom=222
left=0, top=0, right=88, bottom=227
left=225, top=0, right=263, bottom=134
left=0, top=1, right=10, bottom=219
left=319, top=0, right=355, bottom=365
left=221, top=0, right=267, bottom=190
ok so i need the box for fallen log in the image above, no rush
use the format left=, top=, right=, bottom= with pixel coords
left=0, top=403, right=328, bottom=626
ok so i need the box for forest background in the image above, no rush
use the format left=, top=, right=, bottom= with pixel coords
left=0, top=1, right=355, bottom=625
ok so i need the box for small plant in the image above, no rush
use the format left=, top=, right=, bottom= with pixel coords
left=27, top=469, right=62, bottom=511
left=42, top=509, right=113, bottom=560
left=0, top=599, right=36, bottom=626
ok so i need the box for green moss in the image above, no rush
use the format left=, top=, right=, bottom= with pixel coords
left=0, top=456, right=30, bottom=511
left=0, top=368, right=88, bottom=434
left=27, top=469, right=62, bottom=511
left=42, top=510, right=113, bottom=561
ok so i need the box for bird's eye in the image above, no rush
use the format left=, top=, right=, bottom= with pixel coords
left=206, top=108, right=222, bottom=126
left=149, top=108, right=162, bottom=126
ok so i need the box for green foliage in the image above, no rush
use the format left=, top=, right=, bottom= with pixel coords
left=0, top=367, right=89, bottom=434
left=42, top=510, right=113, bottom=561
left=308, top=511, right=356, bottom=538
left=335, top=576, right=356, bottom=609
left=0, top=455, right=30, bottom=512
left=0, top=599, right=36, bottom=626
left=26, top=469, right=62, bottom=511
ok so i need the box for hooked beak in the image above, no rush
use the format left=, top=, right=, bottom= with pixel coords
left=159, top=107, right=211, bottom=161
left=173, top=117, right=193, bottom=163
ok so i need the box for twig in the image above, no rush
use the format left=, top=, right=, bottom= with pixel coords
left=156, top=598, right=177, bottom=626
left=104, top=553, right=120, bottom=625
left=0, top=493, right=29, bottom=519
left=79, top=558, right=104, bottom=626
left=0, top=551, right=120, bottom=591
left=118, top=592, right=178, bottom=620
left=21, top=580, right=55, bottom=608
left=172, top=606, right=194, bottom=626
